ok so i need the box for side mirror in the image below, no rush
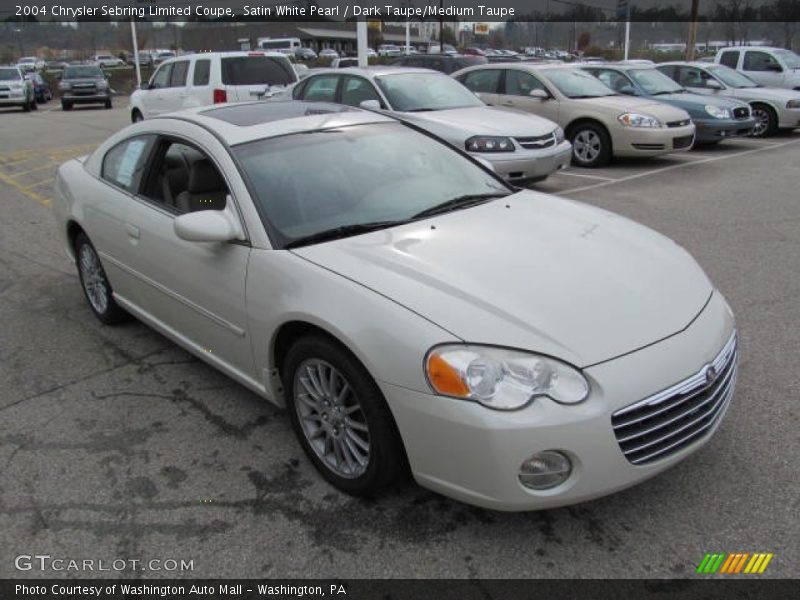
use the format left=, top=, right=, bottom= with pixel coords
left=174, top=200, right=244, bottom=242
left=528, top=88, right=549, bottom=100
left=359, top=99, right=381, bottom=110
left=705, top=79, right=723, bottom=90
left=619, top=85, right=637, bottom=96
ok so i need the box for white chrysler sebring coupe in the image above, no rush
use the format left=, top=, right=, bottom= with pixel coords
left=54, top=102, right=737, bottom=511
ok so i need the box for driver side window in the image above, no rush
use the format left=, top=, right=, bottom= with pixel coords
left=744, top=51, right=780, bottom=72
left=677, top=66, right=712, bottom=88
left=593, top=69, right=630, bottom=93
left=505, top=70, right=547, bottom=96
left=150, top=64, right=172, bottom=89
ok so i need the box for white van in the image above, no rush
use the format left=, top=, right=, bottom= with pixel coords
left=256, top=37, right=301, bottom=55
left=129, top=51, right=298, bottom=121
left=715, top=46, right=800, bottom=90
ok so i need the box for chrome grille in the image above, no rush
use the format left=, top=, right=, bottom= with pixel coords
left=0, top=86, right=9, bottom=92
left=515, top=133, right=556, bottom=150
left=733, top=107, right=750, bottom=120
left=612, top=332, right=737, bottom=466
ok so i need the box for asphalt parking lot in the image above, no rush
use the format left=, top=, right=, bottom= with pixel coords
left=1, top=102, right=798, bottom=579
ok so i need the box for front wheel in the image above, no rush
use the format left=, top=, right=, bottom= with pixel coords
left=569, top=123, right=612, bottom=168
left=283, top=335, right=405, bottom=496
left=62, top=102, right=73, bottom=111
left=131, top=109, right=143, bottom=123
left=105, top=99, right=113, bottom=109
left=74, top=233, right=129, bottom=325
left=750, top=103, right=777, bottom=137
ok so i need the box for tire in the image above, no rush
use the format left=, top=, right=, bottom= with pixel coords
left=750, top=103, right=777, bottom=138
left=62, top=102, right=72, bottom=111
left=105, top=99, right=113, bottom=109
left=74, top=233, right=129, bottom=325
left=30, top=98, right=37, bottom=111
left=22, top=100, right=30, bottom=112
left=131, top=109, right=143, bottom=123
left=568, top=121, right=612, bottom=168
left=283, top=334, right=405, bottom=496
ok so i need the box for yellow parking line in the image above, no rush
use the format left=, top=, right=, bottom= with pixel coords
left=22, top=177, right=55, bottom=190
left=0, top=170, right=51, bottom=207
left=10, top=162, right=57, bottom=177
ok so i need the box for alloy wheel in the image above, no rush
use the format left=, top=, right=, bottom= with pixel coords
left=293, top=358, right=370, bottom=479
left=78, top=243, right=109, bottom=314
left=751, top=108, right=769, bottom=137
left=573, top=130, right=602, bottom=163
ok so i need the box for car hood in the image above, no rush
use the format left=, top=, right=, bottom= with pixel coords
left=734, top=85, right=800, bottom=101
left=292, top=190, right=712, bottom=368
left=397, top=106, right=558, bottom=137
left=644, top=92, right=746, bottom=112
left=573, top=95, right=691, bottom=120
left=64, top=78, right=104, bottom=85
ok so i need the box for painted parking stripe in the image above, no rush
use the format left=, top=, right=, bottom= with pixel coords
left=558, top=137, right=800, bottom=196
left=556, top=170, right=616, bottom=181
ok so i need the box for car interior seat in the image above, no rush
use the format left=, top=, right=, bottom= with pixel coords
left=175, top=158, right=228, bottom=213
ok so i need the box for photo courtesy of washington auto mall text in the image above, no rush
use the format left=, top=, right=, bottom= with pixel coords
left=1, top=0, right=799, bottom=598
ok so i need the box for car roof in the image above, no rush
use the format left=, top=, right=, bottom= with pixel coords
left=658, top=61, right=717, bottom=68
left=311, top=66, right=436, bottom=77
left=718, top=46, right=782, bottom=51
left=154, top=100, right=395, bottom=146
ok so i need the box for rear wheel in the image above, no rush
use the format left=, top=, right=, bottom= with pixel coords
left=22, top=100, right=31, bottom=112
left=750, top=103, right=777, bottom=137
left=569, top=122, right=612, bottom=168
left=74, top=233, right=129, bottom=325
left=283, top=335, right=405, bottom=496
left=30, top=98, right=37, bottom=111
left=105, top=98, right=113, bottom=109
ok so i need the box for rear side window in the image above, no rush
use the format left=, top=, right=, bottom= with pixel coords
left=462, top=69, right=501, bottom=93
left=301, top=75, right=339, bottom=102
left=743, top=51, right=780, bottom=71
left=719, top=51, right=739, bottom=69
left=169, top=61, right=189, bottom=87
left=102, top=136, right=154, bottom=193
left=221, top=56, right=296, bottom=86
left=193, top=60, right=211, bottom=86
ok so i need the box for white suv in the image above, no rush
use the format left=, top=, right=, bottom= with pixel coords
left=715, top=46, right=800, bottom=90
left=129, top=51, right=298, bottom=122
left=91, top=54, right=124, bottom=68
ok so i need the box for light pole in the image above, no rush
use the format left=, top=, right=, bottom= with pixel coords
left=13, top=28, right=25, bottom=59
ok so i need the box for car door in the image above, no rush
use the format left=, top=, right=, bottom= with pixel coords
left=741, top=50, right=784, bottom=87
left=186, top=57, right=211, bottom=108
left=118, top=133, right=255, bottom=379
left=498, top=68, right=560, bottom=123
left=220, top=54, right=297, bottom=101
left=143, top=63, right=173, bottom=117
left=457, top=68, right=502, bottom=105
left=162, top=59, right=190, bottom=113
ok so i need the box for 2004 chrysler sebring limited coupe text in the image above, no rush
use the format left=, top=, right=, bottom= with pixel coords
left=54, top=102, right=738, bottom=511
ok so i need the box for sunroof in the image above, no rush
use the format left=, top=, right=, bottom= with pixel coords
left=200, top=101, right=358, bottom=127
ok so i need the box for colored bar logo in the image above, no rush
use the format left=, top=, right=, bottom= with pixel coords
left=696, top=552, right=773, bottom=574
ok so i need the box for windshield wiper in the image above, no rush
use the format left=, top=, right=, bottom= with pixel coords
left=651, top=90, right=676, bottom=95
left=285, top=220, right=410, bottom=249
left=405, top=107, right=436, bottom=112
left=412, top=193, right=507, bottom=220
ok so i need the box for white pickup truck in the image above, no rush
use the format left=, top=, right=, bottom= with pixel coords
left=715, top=46, right=800, bottom=90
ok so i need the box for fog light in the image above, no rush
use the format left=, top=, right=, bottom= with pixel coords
left=519, top=450, right=571, bottom=490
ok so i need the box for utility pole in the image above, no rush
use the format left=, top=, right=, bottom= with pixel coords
left=439, top=0, right=444, bottom=49
left=130, top=20, right=141, bottom=89
left=357, top=20, right=368, bottom=67
left=624, top=6, right=631, bottom=60
left=686, top=0, right=700, bottom=61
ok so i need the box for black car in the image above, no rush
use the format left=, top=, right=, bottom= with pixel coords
left=294, top=47, right=318, bottom=61
left=388, top=54, right=488, bottom=74
left=58, top=65, right=112, bottom=110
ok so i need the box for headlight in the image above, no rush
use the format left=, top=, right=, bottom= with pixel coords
left=705, top=104, right=731, bottom=119
left=617, top=113, right=662, bottom=128
left=787, top=99, right=800, bottom=109
left=97, top=80, right=108, bottom=89
left=466, top=136, right=515, bottom=153
left=554, top=126, right=565, bottom=144
left=425, top=345, right=589, bottom=410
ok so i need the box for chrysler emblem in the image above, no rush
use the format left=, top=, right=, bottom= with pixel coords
left=705, top=365, right=718, bottom=385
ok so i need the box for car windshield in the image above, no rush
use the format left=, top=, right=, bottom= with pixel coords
left=707, top=65, right=759, bottom=88
left=544, top=68, right=617, bottom=98
left=375, top=73, right=483, bottom=111
left=221, top=56, right=296, bottom=86
left=235, top=122, right=509, bottom=247
left=0, top=68, right=20, bottom=80
left=63, top=66, right=103, bottom=79
left=774, top=49, right=800, bottom=69
left=628, top=68, right=685, bottom=94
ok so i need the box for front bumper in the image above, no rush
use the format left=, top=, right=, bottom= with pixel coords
left=777, top=107, right=800, bottom=129
left=477, top=140, right=572, bottom=183
left=61, top=90, right=111, bottom=103
left=695, top=117, right=756, bottom=142
left=614, top=123, right=696, bottom=157
left=383, top=291, right=736, bottom=511
left=0, top=91, right=27, bottom=105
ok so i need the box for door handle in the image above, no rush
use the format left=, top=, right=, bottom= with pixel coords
left=126, top=224, right=140, bottom=240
